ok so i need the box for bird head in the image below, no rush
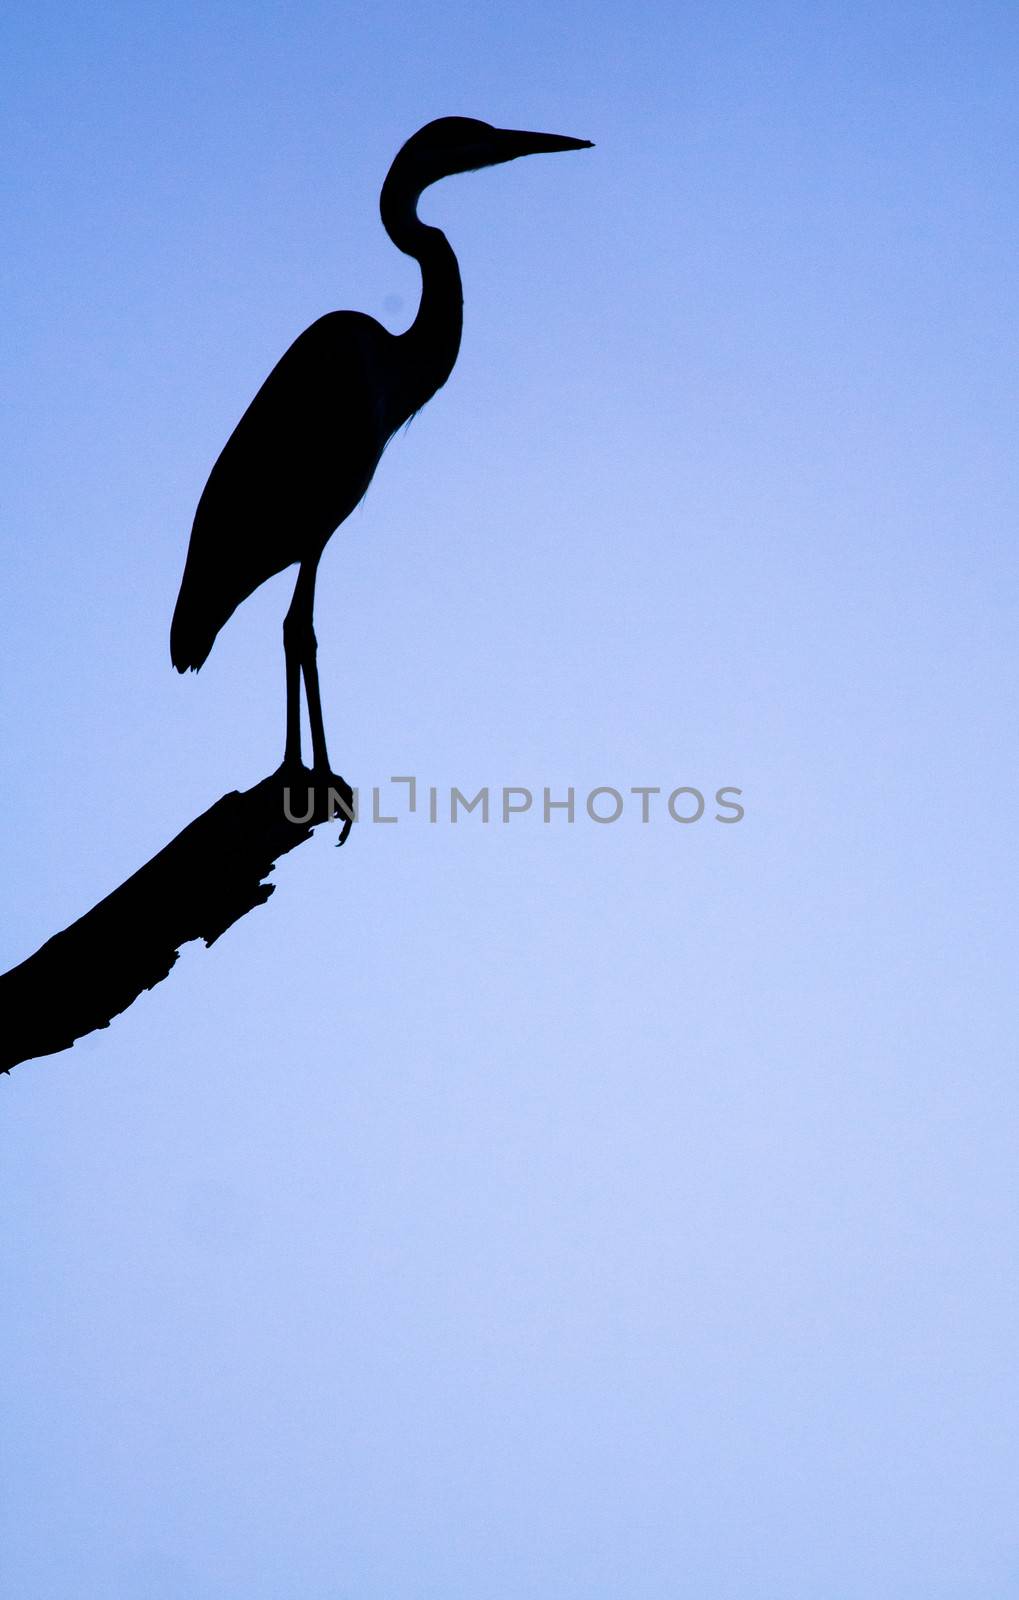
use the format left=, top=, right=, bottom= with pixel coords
left=392, top=117, right=593, bottom=189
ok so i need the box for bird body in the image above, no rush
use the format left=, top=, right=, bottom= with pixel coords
left=171, top=311, right=396, bottom=673
left=171, top=118, right=591, bottom=769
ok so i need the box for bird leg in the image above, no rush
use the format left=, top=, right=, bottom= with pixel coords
left=282, top=618, right=303, bottom=771
left=282, top=559, right=331, bottom=775
left=302, top=624, right=331, bottom=775
left=282, top=592, right=305, bottom=771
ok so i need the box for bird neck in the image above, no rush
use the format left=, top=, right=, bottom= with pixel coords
left=380, top=173, right=463, bottom=417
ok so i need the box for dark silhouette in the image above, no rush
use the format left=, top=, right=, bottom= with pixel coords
left=4, top=118, right=590, bottom=1072
left=0, top=770, right=353, bottom=1074
left=171, top=118, right=591, bottom=770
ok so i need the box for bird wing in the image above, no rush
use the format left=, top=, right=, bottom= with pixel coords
left=171, top=311, right=392, bottom=671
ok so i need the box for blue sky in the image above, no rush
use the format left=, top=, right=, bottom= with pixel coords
left=3, top=3, right=1018, bottom=1596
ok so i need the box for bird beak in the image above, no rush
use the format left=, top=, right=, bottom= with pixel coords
left=492, top=128, right=594, bottom=162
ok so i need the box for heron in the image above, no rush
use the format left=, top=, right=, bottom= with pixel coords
left=170, top=117, right=592, bottom=773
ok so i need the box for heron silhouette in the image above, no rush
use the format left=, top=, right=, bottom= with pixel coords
left=170, top=117, right=592, bottom=772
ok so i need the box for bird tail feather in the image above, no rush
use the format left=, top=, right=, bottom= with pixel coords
left=170, top=585, right=219, bottom=673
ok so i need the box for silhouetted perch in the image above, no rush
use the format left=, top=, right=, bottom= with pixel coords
left=0, top=768, right=353, bottom=1074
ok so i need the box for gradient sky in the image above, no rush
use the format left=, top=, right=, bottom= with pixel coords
left=3, top=3, right=1018, bottom=1596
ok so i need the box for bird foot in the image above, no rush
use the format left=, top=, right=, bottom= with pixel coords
left=275, top=760, right=355, bottom=845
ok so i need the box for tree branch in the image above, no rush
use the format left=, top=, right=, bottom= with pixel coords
left=0, top=768, right=353, bottom=1074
